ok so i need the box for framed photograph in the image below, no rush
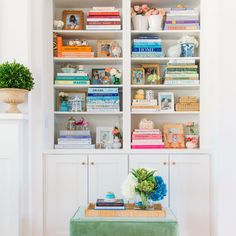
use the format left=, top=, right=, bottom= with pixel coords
left=132, top=68, right=145, bottom=85
left=142, top=64, right=161, bottom=84
left=64, top=91, right=86, bottom=112
left=163, top=124, right=185, bottom=148
left=158, top=92, right=175, bottom=112
left=92, top=68, right=111, bottom=85
left=97, top=40, right=113, bottom=57
left=62, top=10, right=84, bottom=30
left=96, top=127, right=114, bottom=146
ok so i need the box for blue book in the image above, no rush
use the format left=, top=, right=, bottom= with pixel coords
left=56, top=76, right=89, bottom=81
left=88, top=88, right=118, bottom=94
left=60, top=135, right=91, bottom=139
left=87, top=93, right=119, bottom=97
left=133, top=42, right=162, bottom=46
left=132, top=47, right=162, bottom=52
left=137, top=36, right=160, bottom=39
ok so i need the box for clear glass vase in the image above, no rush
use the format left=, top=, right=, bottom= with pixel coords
left=134, top=194, right=154, bottom=210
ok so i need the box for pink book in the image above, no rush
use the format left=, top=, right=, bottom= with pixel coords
left=131, top=144, right=165, bottom=149
left=132, top=134, right=162, bottom=139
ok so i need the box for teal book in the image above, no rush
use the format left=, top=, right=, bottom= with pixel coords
left=55, top=76, right=89, bottom=81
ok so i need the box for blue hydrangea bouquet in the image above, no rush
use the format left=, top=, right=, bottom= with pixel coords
left=122, top=168, right=167, bottom=210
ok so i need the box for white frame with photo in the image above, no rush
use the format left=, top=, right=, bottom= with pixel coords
left=158, top=92, right=175, bottom=112
left=96, top=127, right=114, bottom=146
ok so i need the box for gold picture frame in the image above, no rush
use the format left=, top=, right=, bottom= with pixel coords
left=96, top=40, right=113, bottom=57
left=131, top=68, right=145, bottom=85
left=62, top=10, right=84, bottom=30
left=163, top=123, right=185, bottom=148
left=142, top=64, right=161, bottom=84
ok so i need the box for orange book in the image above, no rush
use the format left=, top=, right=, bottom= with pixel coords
left=57, top=36, right=62, bottom=57
left=62, top=46, right=92, bottom=52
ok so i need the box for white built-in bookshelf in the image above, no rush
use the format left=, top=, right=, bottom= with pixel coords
left=46, top=0, right=204, bottom=152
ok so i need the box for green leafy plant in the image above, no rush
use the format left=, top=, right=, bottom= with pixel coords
left=0, top=61, right=34, bottom=91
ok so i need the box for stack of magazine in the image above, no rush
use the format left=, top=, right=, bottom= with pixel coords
left=95, top=199, right=125, bottom=210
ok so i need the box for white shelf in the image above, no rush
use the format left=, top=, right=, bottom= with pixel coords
left=131, top=57, right=200, bottom=64
left=131, top=30, right=200, bottom=39
left=54, top=57, right=123, bottom=65
left=131, top=111, right=200, bottom=115
left=131, top=85, right=200, bottom=90
left=53, top=30, right=123, bottom=40
left=54, top=111, right=123, bottom=115
left=0, top=113, right=28, bottom=121
left=54, top=84, right=123, bottom=90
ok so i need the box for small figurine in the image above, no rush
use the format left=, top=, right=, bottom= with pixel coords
left=134, top=89, right=145, bottom=100
left=53, top=20, right=64, bottom=30
left=110, top=42, right=122, bottom=57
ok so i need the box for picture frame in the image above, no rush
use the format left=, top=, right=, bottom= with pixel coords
left=142, top=64, right=161, bottom=85
left=158, top=92, right=175, bottom=112
left=163, top=124, right=185, bottom=148
left=62, top=10, right=84, bottom=30
left=92, top=68, right=111, bottom=85
left=96, top=127, right=114, bottom=147
left=131, top=68, right=145, bottom=85
left=58, top=91, right=86, bottom=112
left=97, top=40, right=118, bottom=57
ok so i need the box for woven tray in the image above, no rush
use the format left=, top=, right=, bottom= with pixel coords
left=176, top=102, right=200, bottom=111
left=85, top=203, right=166, bottom=217
left=179, top=96, right=197, bottom=103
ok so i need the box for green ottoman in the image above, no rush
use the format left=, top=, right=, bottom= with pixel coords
left=70, top=207, right=178, bottom=236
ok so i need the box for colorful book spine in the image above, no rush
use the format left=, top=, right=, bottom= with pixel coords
left=88, top=12, right=120, bottom=16
left=87, top=21, right=121, bottom=25
left=55, top=81, right=90, bottom=85
left=132, top=134, right=162, bottom=139
left=87, top=15, right=120, bottom=18
left=55, top=76, right=89, bottom=81
left=131, top=144, right=165, bottom=149
left=57, top=36, right=62, bottom=57
left=132, top=48, right=162, bottom=52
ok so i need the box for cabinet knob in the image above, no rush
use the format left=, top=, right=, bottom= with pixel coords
left=163, top=162, right=167, bottom=165
left=82, top=162, right=86, bottom=165
left=91, top=162, right=94, bottom=165
left=172, top=162, right=176, bottom=165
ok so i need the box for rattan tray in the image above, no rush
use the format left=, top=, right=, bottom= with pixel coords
left=85, top=203, right=166, bottom=217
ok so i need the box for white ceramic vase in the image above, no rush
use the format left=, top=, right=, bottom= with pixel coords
left=148, top=15, right=163, bottom=31
left=132, top=15, right=149, bottom=31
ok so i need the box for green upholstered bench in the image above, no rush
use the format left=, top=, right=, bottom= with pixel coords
left=70, top=207, right=178, bottom=236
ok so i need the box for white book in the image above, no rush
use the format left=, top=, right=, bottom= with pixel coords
left=87, top=18, right=121, bottom=22
left=89, top=10, right=119, bottom=13
left=59, top=130, right=91, bottom=136
left=57, top=73, right=88, bottom=76
left=165, top=74, right=199, bottom=78
left=58, top=140, right=92, bottom=145
left=131, top=142, right=165, bottom=145
left=132, top=140, right=163, bottom=143
left=86, top=26, right=121, bottom=30
left=132, top=109, right=160, bottom=112
left=92, top=7, right=116, bottom=10
left=55, top=144, right=95, bottom=149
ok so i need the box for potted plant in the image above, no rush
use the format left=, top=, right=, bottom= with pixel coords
left=122, top=168, right=167, bottom=209
left=131, top=4, right=150, bottom=31
left=146, top=8, right=166, bottom=31
left=179, top=36, right=199, bottom=57
left=0, top=61, right=34, bottom=113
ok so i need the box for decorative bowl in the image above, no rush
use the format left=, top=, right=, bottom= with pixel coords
left=104, top=192, right=116, bottom=202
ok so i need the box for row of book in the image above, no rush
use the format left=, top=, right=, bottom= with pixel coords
left=55, top=130, right=95, bottom=149
left=95, top=199, right=125, bottom=210
left=86, top=7, right=121, bottom=30
left=86, top=88, right=120, bottom=112
left=55, top=69, right=90, bottom=85
left=164, top=8, right=200, bottom=30
left=164, top=59, right=199, bottom=85
left=131, top=129, right=164, bottom=149
left=131, top=36, right=164, bottom=58
left=57, top=37, right=94, bottom=58
left=131, top=99, right=160, bottom=112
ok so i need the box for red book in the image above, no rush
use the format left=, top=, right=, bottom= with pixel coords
left=87, top=15, right=120, bottom=18
left=88, top=12, right=120, bottom=16
left=87, top=21, right=121, bottom=25
left=57, top=36, right=62, bottom=58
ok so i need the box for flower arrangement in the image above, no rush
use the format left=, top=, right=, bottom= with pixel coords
left=122, top=168, right=167, bottom=209
left=185, top=122, right=199, bottom=149
left=112, top=126, right=122, bottom=140
left=186, top=122, right=198, bottom=135
left=179, top=36, right=199, bottom=48
left=106, top=68, right=122, bottom=84
left=146, top=8, right=166, bottom=16
left=59, top=92, right=69, bottom=102
left=131, top=4, right=150, bottom=16
left=74, top=117, right=89, bottom=130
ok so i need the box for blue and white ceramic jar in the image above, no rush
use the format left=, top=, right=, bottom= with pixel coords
left=181, top=43, right=195, bottom=57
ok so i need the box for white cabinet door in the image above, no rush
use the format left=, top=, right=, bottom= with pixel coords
left=45, top=155, right=88, bottom=236
left=88, top=155, right=128, bottom=202
left=129, top=154, right=169, bottom=207
left=170, top=155, right=210, bottom=236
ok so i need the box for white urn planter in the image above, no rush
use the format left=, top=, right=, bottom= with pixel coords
left=148, top=15, right=163, bottom=31
left=0, top=88, right=28, bottom=113
left=132, top=15, right=149, bottom=31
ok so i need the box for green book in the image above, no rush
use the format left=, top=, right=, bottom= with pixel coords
left=55, top=76, right=89, bottom=81
left=55, top=80, right=90, bottom=85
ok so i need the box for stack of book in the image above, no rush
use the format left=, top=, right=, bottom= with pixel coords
left=131, top=36, right=164, bottom=58
left=57, top=36, right=94, bottom=58
left=164, top=8, right=200, bottom=30
left=131, top=129, right=165, bottom=149
left=55, top=71, right=90, bottom=85
left=55, top=130, right=95, bottom=149
left=86, top=7, right=121, bottom=30
left=95, top=199, right=125, bottom=210
left=131, top=99, right=160, bottom=112
left=86, top=88, right=120, bottom=112
left=164, top=59, right=199, bottom=85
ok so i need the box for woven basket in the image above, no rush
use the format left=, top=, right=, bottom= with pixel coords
left=176, top=102, right=200, bottom=111
left=179, top=96, right=198, bottom=103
